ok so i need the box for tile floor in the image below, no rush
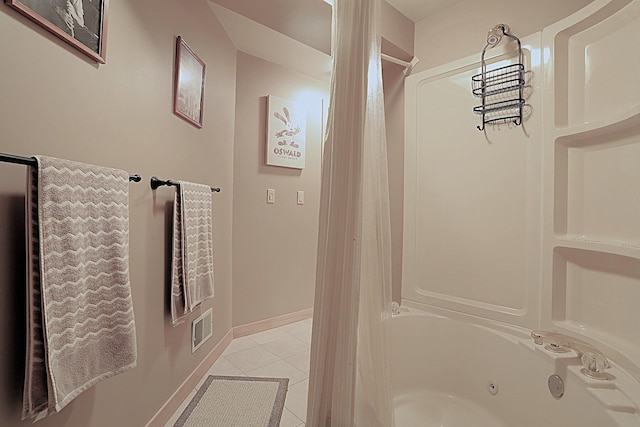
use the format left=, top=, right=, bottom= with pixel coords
left=164, top=318, right=312, bottom=427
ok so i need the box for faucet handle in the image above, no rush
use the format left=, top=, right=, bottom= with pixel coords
left=581, top=351, right=610, bottom=379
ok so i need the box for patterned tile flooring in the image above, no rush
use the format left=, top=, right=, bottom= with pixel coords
left=164, top=318, right=312, bottom=427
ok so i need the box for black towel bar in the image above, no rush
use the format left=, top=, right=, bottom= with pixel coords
left=0, top=152, right=142, bottom=182
left=150, top=176, right=221, bottom=193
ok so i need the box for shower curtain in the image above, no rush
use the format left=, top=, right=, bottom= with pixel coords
left=306, top=0, right=395, bottom=425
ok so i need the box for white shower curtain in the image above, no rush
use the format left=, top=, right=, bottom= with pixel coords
left=306, top=0, right=395, bottom=425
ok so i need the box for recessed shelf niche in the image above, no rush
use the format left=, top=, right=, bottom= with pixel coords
left=552, top=247, right=640, bottom=352
left=554, top=114, right=640, bottom=247
left=554, top=0, right=640, bottom=128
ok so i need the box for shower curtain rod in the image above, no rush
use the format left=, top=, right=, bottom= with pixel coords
left=0, top=152, right=142, bottom=182
left=380, top=53, right=420, bottom=75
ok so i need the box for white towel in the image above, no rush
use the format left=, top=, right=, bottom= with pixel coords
left=23, top=156, right=137, bottom=419
left=170, top=181, right=215, bottom=326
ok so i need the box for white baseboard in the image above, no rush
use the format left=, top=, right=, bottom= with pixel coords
left=233, top=307, right=313, bottom=338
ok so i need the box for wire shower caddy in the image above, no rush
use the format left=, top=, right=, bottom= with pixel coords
left=472, top=24, right=525, bottom=131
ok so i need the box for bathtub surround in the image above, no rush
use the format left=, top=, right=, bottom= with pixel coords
left=307, top=0, right=394, bottom=426
left=170, top=181, right=215, bottom=326
left=401, top=0, right=640, bottom=423
left=24, top=156, right=137, bottom=419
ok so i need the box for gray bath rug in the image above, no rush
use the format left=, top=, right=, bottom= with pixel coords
left=173, top=375, right=289, bottom=427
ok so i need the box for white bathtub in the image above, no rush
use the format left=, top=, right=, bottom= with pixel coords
left=391, top=307, right=640, bottom=427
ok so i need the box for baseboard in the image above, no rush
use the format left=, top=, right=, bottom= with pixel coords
left=233, top=307, right=313, bottom=338
left=145, top=307, right=313, bottom=427
left=145, top=328, right=233, bottom=427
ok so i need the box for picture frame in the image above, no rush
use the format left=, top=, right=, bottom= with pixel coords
left=6, top=0, right=109, bottom=63
left=173, top=36, right=206, bottom=128
left=266, top=95, right=306, bottom=169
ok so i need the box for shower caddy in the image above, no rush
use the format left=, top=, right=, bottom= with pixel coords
left=472, top=24, right=525, bottom=131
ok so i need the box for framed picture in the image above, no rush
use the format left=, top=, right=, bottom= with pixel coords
left=6, top=0, right=109, bottom=63
left=266, top=95, right=306, bottom=169
left=173, top=36, right=205, bottom=128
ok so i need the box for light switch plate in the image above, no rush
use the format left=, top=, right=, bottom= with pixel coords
left=297, top=190, right=304, bottom=205
left=267, top=188, right=275, bottom=204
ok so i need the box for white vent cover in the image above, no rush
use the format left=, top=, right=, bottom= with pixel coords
left=192, top=308, right=213, bottom=353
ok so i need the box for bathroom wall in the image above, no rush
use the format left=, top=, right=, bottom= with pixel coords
left=379, top=2, right=414, bottom=304
left=231, top=52, right=328, bottom=327
left=229, top=3, right=413, bottom=324
left=207, top=0, right=413, bottom=314
left=230, top=58, right=408, bottom=326
left=229, top=57, right=410, bottom=322
left=0, top=0, right=235, bottom=426
left=382, top=63, right=407, bottom=303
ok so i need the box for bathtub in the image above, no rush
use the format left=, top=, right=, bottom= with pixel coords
left=391, top=307, right=640, bottom=427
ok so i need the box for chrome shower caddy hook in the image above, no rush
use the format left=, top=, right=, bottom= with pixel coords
left=472, top=24, right=525, bottom=131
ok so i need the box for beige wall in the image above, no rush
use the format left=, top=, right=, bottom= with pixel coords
left=413, top=0, right=594, bottom=72
left=230, top=51, right=408, bottom=325
left=381, top=0, right=414, bottom=59
left=232, top=52, right=328, bottom=327
left=382, top=63, right=406, bottom=303
left=0, top=1, right=235, bottom=426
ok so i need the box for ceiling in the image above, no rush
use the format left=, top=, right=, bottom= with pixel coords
left=206, top=0, right=466, bottom=80
left=385, top=0, right=465, bottom=22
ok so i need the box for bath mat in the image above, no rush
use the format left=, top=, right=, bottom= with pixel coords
left=174, top=375, right=289, bottom=427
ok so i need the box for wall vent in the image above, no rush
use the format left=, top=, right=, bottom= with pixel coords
left=192, top=308, right=213, bottom=353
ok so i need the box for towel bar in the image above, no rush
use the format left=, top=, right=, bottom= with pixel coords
left=0, top=152, right=142, bottom=182
left=150, top=176, right=221, bottom=193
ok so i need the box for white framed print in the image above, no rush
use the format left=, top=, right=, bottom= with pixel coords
left=266, top=95, right=306, bottom=169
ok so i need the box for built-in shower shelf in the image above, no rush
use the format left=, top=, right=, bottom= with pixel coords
left=552, top=1, right=640, bottom=129
left=554, top=106, right=640, bottom=136
left=554, top=237, right=640, bottom=259
left=553, top=113, right=640, bottom=247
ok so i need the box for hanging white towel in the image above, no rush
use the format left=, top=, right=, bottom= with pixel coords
left=23, top=156, right=137, bottom=420
left=170, top=181, right=215, bottom=326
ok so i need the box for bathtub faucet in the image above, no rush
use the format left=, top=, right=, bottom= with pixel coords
left=531, top=330, right=610, bottom=380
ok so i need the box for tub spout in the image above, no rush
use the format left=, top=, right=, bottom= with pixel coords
left=531, top=330, right=610, bottom=379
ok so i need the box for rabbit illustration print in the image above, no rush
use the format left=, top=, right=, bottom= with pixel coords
left=266, top=95, right=306, bottom=169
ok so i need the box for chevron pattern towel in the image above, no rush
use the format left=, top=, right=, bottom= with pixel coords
left=23, top=156, right=137, bottom=420
left=171, top=181, right=215, bottom=326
